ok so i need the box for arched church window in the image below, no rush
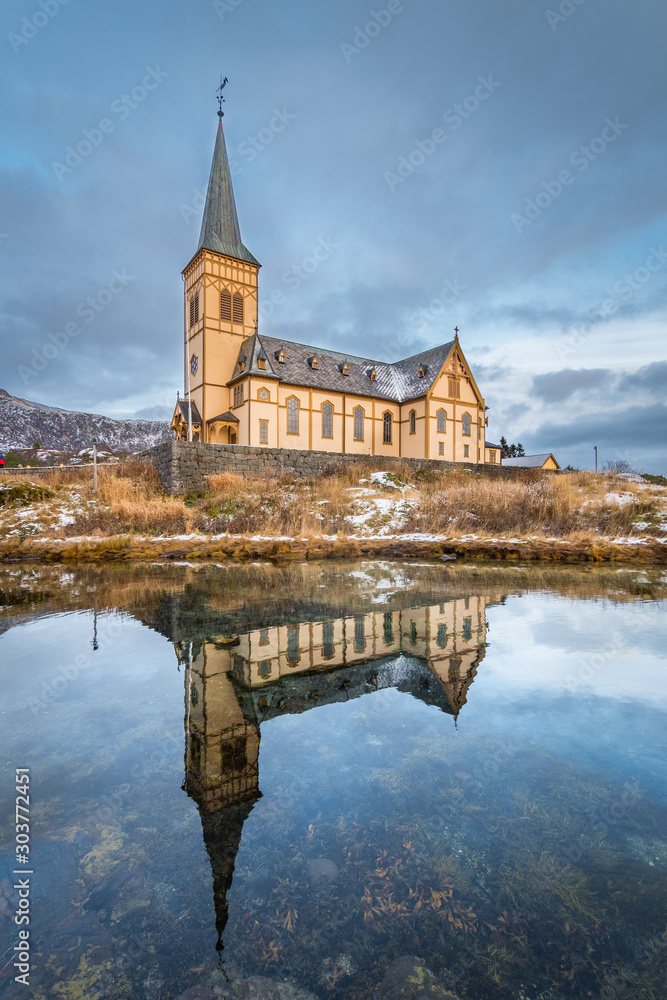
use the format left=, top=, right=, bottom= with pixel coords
left=287, top=396, right=299, bottom=435
left=220, top=289, right=232, bottom=321
left=354, top=406, right=364, bottom=441
left=322, top=402, right=333, bottom=439
left=383, top=411, right=392, bottom=445
left=409, top=410, right=416, bottom=434
left=462, top=413, right=471, bottom=436
left=232, top=293, right=244, bottom=324
left=437, top=409, right=446, bottom=433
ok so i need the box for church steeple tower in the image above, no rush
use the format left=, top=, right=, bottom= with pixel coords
left=174, top=84, right=261, bottom=444
left=196, top=118, right=259, bottom=266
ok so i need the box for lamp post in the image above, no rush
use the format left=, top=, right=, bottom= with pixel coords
left=92, top=438, right=98, bottom=493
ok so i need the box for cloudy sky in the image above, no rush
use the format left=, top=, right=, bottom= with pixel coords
left=1, top=0, right=665, bottom=471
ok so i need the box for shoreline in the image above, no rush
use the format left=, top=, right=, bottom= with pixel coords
left=1, top=532, right=665, bottom=564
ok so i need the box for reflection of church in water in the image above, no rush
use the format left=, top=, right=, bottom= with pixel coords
left=176, top=595, right=497, bottom=952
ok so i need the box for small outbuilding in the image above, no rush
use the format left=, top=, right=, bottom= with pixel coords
left=502, top=453, right=561, bottom=470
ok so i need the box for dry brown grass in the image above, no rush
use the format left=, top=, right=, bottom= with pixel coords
left=4, top=459, right=665, bottom=544
left=64, top=461, right=192, bottom=537
left=403, top=468, right=661, bottom=538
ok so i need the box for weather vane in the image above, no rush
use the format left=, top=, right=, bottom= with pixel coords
left=217, top=76, right=228, bottom=118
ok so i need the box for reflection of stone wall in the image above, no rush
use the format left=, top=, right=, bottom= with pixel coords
left=139, top=439, right=512, bottom=494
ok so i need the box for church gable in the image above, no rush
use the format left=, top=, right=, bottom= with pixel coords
left=431, top=341, right=485, bottom=407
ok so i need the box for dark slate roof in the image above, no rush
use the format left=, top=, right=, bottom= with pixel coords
left=176, top=400, right=202, bottom=424
left=229, top=334, right=456, bottom=403
left=485, top=441, right=502, bottom=450
left=502, top=453, right=559, bottom=468
left=196, top=122, right=259, bottom=267
left=206, top=411, right=239, bottom=424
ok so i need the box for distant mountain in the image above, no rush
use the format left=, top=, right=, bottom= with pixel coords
left=0, top=388, right=171, bottom=453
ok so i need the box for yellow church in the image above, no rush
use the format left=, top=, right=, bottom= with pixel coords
left=171, top=106, right=495, bottom=465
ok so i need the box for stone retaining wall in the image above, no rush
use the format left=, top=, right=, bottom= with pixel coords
left=136, top=440, right=514, bottom=495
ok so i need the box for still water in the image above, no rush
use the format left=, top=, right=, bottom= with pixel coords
left=0, top=561, right=666, bottom=1000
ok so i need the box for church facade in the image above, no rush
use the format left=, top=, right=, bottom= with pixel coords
left=171, top=112, right=493, bottom=465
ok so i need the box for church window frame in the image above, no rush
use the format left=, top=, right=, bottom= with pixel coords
left=287, top=625, right=300, bottom=665
left=189, top=292, right=199, bottom=328
left=439, top=442, right=444, bottom=456
left=258, top=387, right=270, bottom=401
left=462, top=412, right=471, bottom=436
left=448, top=377, right=461, bottom=399
left=322, top=621, right=335, bottom=660
left=233, top=383, right=245, bottom=408
left=489, top=450, right=496, bottom=464
left=259, top=419, right=269, bottom=445
left=353, top=406, right=365, bottom=441
left=354, top=617, right=366, bottom=653
left=287, top=396, right=299, bottom=435
left=437, top=408, right=446, bottom=433
left=409, top=409, right=416, bottom=434
left=464, top=444, right=470, bottom=458
left=383, top=410, right=392, bottom=445
left=220, top=288, right=232, bottom=321
left=322, top=401, right=334, bottom=439
left=232, top=292, right=244, bottom=325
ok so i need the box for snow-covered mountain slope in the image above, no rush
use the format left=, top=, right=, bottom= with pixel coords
left=0, top=389, right=171, bottom=453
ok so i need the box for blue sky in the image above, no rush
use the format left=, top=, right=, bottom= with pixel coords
left=1, top=0, right=666, bottom=471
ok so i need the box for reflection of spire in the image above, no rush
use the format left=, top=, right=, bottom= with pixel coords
left=201, top=799, right=256, bottom=953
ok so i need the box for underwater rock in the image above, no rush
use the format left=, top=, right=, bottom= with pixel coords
left=215, top=976, right=320, bottom=999
left=373, top=956, right=459, bottom=999
left=176, top=989, right=217, bottom=1000
left=306, top=857, right=339, bottom=883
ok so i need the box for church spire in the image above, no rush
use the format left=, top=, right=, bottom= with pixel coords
left=196, top=82, right=259, bottom=266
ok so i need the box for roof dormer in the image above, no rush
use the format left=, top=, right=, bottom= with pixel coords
left=340, top=361, right=350, bottom=376
left=276, top=348, right=286, bottom=364
left=309, top=355, right=319, bottom=369
left=368, top=368, right=377, bottom=382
